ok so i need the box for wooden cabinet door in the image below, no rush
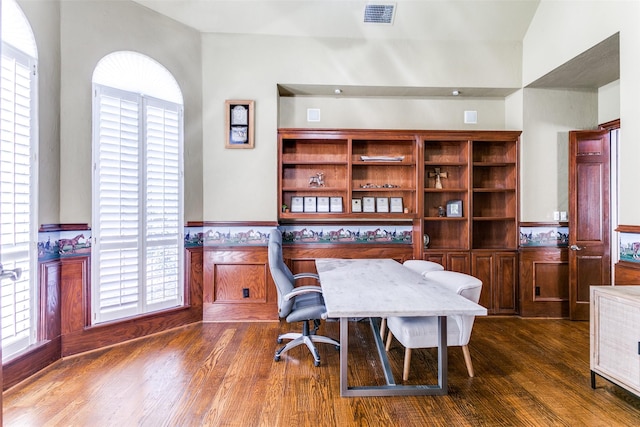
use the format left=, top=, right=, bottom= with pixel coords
left=494, top=252, right=518, bottom=314
left=472, top=251, right=494, bottom=313
left=472, top=251, right=518, bottom=314
left=447, top=252, right=470, bottom=274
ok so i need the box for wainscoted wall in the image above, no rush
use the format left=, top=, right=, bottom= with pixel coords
left=198, top=223, right=413, bottom=322
left=518, top=224, right=569, bottom=318
left=615, top=226, right=640, bottom=285
left=5, top=221, right=414, bottom=389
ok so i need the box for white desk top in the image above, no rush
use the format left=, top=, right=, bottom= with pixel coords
left=316, top=258, right=487, bottom=318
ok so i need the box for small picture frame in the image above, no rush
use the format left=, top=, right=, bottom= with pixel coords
left=330, top=197, right=343, bottom=213
left=352, top=198, right=362, bottom=213
left=225, top=100, right=254, bottom=149
left=376, top=197, right=389, bottom=213
left=390, top=197, right=404, bottom=213
left=304, top=196, right=317, bottom=213
left=446, top=199, right=463, bottom=217
left=290, top=196, right=304, bottom=213
left=317, top=196, right=330, bottom=213
left=363, top=197, right=376, bottom=213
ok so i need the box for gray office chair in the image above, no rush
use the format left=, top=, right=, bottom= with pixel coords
left=268, top=229, right=340, bottom=366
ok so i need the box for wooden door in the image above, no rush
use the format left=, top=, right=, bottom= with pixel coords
left=568, top=130, right=610, bottom=320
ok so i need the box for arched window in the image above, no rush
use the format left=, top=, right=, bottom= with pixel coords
left=0, top=0, right=39, bottom=360
left=91, top=52, right=184, bottom=324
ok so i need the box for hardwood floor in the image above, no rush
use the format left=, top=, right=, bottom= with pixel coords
left=3, top=318, right=640, bottom=426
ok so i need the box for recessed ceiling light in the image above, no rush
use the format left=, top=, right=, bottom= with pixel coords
left=452, top=90, right=461, bottom=96
left=334, top=88, right=342, bottom=94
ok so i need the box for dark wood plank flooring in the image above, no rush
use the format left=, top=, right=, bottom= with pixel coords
left=3, top=318, right=640, bottom=426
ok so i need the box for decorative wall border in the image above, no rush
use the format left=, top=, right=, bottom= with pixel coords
left=618, top=226, right=640, bottom=264
left=38, top=225, right=91, bottom=261
left=280, top=224, right=413, bottom=244
left=519, top=223, right=568, bottom=248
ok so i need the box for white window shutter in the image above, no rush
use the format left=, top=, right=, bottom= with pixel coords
left=92, top=86, right=184, bottom=323
left=0, top=45, right=36, bottom=358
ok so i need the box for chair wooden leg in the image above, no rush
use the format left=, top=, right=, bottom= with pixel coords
left=380, top=318, right=386, bottom=340
left=403, top=348, right=412, bottom=381
left=385, top=330, right=393, bottom=351
left=462, top=345, right=474, bottom=377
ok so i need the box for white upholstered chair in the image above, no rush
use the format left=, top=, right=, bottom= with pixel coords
left=385, top=270, right=483, bottom=381
left=379, top=260, right=445, bottom=339
left=402, top=259, right=445, bottom=276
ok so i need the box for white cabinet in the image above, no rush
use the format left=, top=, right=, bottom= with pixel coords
left=590, top=286, right=640, bottom=396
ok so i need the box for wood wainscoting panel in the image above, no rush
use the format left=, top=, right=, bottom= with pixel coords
left=2, top=261, right=64, bottom=391
left=62, top=248, right=203, bottom=356
left=519, top=248, right=569, bottom=318
left=614, top=261, right=640, bottom=285
left=61, top=256, right=90, bottom=335
left=215, top=264, right=266, bottom=303
left=203, top=246, right=278, bottom=322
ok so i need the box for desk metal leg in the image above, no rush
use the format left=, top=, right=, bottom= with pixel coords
left=339, top=316, right=448, bottom=397
left=339, top=317, right=349, bottom=396
left=438, top=315, right=448, bottom=393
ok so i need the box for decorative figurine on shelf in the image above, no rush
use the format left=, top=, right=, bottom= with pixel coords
left=309, top=172, right=325, bottom=187
left=437, top=206, right=446, bottom=217
left=429, top=167, right=448, bottom=189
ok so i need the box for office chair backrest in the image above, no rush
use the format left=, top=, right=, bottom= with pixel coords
left=268, top=229, right=296, bottom=317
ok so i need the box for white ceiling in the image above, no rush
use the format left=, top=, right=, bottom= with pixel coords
left=131, top=0, right=541, bottom=41
left=130, top=0, right=619, bottom=96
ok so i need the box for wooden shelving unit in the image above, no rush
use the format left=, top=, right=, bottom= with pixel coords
left=278, top=130, right=418, bottom=221
left=277, top=128, right=521, bottom=314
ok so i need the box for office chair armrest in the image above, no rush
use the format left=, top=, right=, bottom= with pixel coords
left=283, top=285, right=323, bottom=301
left=293, top=272, right=320, bottom=281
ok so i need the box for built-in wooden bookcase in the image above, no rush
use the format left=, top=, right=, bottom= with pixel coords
left=279, top=133, right=349, bottom=220
left=423, top=139, right=470, bottom=251
left=277, top=128, right=521, bottom=314
left=278, top=130, right=418, bottom=220
left=472, top=139, right=519, bottom=250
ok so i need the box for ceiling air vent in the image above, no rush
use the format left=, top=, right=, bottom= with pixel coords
left=364, top=3, right=396, bottom=25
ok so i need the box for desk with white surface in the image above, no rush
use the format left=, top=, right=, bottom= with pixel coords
left=315, top=258, right=487, bottom=397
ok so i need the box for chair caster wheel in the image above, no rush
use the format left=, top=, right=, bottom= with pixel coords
left=335, top=345, right=340, bottom=351
left=274, top=355, right=281, bottom=362
left=277, top=338, right=283, bottom=344
left=314, top=360, right=320, bottom=367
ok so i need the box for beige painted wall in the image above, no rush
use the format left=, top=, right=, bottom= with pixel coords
left=524, top=0, right=640, bottom=225
left=202, top=33, right=522, bottom=221
left=19, top=0, right=61, bottom=226
left=278, top=97, right=507, bottom=130
left=521, top=89, right=598, bottom=222
left=18, top=0, right=639, bottom=227
left=598, top=80, right=620, bottom=124
left=58, top=0, right=203, bottom=224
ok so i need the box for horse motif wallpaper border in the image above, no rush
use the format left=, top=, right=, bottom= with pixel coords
left=619, top=232, right=640, bottom=263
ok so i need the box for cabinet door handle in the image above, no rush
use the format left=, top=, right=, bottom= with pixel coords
left=570, top=244, right=584, bottom=251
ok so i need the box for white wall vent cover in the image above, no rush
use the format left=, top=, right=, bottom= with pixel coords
left=364, top=3, right=396, bottom=24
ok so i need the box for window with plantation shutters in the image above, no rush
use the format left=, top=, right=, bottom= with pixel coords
left=1, top=0, right=38, bottom=362
left=92, top=53, right=184, bottom=324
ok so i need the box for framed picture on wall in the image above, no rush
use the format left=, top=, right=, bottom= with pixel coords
left=225, top=100, right=255, bottom=149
